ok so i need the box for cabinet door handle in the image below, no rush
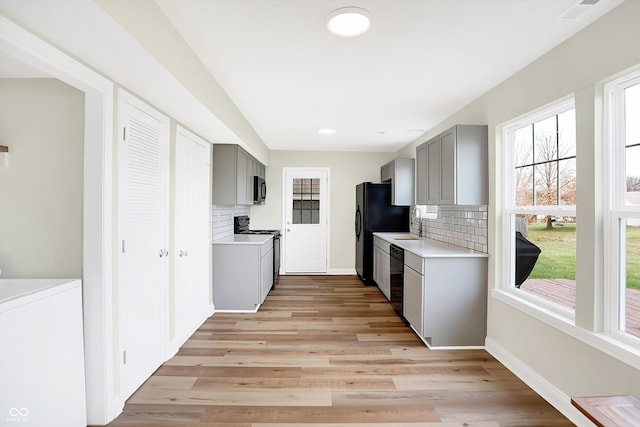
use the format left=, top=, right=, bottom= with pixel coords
left=179, top=250, right=188, bottom=257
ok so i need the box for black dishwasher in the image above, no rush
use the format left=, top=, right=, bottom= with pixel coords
left=389, top=244, right=404, bottom=318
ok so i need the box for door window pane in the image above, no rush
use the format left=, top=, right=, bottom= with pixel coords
left=292, top=178, right=320, bottom=224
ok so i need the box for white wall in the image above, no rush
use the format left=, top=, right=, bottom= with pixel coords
left=251, top=150, right=397, bottom=272
left=398, top=0, right=640, bottom=401
left=0, top=78, right=84, bottom=278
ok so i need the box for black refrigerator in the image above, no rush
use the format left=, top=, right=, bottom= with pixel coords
left=355, top=182, right=410, bottom=285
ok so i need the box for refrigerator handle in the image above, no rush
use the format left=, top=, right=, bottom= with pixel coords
left=355, top=206, right=362, bottom=241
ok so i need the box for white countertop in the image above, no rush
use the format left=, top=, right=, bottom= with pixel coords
left=0, top=278, right=82, bottom=311
left=213, top=234, right=273, bottom=245
left=374, top=232, right=489, bottom=258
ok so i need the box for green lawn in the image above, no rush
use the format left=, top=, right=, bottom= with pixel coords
left=525, top=222, right=640, bottom=290
left=627, top=225, right=640, bottom=290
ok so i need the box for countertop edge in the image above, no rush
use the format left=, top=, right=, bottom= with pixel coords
left=373, top=232, right=489, bottom=258
left=212, top=234, right=273, bottom=245
left=0, top=278, right=82, bottom=311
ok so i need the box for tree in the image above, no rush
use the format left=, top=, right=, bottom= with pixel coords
left=513, top=117, right=576, bottom=230
left=628, top=175, right=640, bottom=192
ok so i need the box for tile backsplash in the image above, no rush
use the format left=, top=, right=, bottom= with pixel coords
left=411, top=205, right=488, bottom=253
left=212, top=204, right=250, bottom=241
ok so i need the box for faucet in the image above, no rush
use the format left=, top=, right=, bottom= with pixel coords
left=412, top=206, right=423, bottom=237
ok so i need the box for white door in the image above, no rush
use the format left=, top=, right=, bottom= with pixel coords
left=173, top=127, right=211, bottom=348
left=117, top=91, right=169, bottom=399
left=283, top=168, right=329, bottom=273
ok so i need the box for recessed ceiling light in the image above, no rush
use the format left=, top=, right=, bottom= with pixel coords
left=407, top=128, right=425, bottom=136
left=318, top=128, right=336, bottom=135
left=327, top=7, right=371, bottom=37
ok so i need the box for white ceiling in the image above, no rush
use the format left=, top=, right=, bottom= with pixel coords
left=0, top=0, right=624, bottom=152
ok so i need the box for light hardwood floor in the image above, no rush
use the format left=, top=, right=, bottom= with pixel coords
left=104, top=275, right=574, bottom=427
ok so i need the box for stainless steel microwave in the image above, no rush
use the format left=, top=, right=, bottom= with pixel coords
left=253, top=176, right=266, bottom=203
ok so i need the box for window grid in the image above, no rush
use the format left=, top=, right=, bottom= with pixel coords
left=607, top=72, right=640, bottom=342
left=292, top=178, right=320, bottom=224
left=504, top=100, right=577, bottom=315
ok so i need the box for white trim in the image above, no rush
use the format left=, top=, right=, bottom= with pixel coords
left=492, top=289, right=640, bottom=370
left=215, top=307, right=260, bottom=314
left=167, top=125, right=214, bottom=357
left=500, top=97, right=578, bottom=317
left=327, top=268, right=357, bottom=275
left=485, top=337, right=594, bottom=427
left=0, top=15, right=118, bottom=424
left=603, top=68, right=640, bottom=347
left=503, top=96, right=575, bottom=134
left=281, top=269, right=355, bottom=275
left=281, top=167, right=331, bottom=274
left=117, top=89, right=171, bottom=399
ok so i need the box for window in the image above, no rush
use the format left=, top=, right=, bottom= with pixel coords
left=504, top=99, right=577, bottom=313
left=292, top=178, right=320, bottom=224
left=606, top=71, right=640, bottom=341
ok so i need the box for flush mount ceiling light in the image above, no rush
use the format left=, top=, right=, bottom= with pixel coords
left=327, top=7, right=371, bottom=37
left=317, top=128, right=336, bottom=135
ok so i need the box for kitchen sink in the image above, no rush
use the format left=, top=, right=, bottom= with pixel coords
left=393, top=236, right=419, bottom=240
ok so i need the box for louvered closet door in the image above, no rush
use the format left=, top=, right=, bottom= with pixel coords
left=173, top=127, right=211, bottom=347
left=117, top=90, right=169, bottom=400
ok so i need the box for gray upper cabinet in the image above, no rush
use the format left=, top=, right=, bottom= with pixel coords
left=416, top=143, right=428, bottom=205
left=380, top=158, right=415, bottom=206
left=416, top=125, right=487, bottom=206
left=212, top=144, right=265, bottom=205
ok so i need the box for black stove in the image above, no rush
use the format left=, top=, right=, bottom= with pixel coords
left=234, top=216, right=280, bottom=285
left=240, top=229, right=281, bottom=235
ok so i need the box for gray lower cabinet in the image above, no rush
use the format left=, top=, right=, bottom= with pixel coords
left=416, top=125, right=488, bottom=205
left=212, top=239, right=273, bottom=311
left=373, top=236, right=391, bottom=300
left=403, top=263, right=423, bottom=336
left=403, top=251, right=487, bottom=347
left=212, top=144, right=265, bottom=205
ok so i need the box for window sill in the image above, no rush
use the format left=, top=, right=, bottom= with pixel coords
left=492, top=289, right=640, bottom=371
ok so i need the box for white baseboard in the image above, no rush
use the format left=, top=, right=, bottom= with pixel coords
left=327, top=268, right=357, bottom=275
left=485, top=337, right=593, bottom=427
left=280, top=269, right=356, bottom=275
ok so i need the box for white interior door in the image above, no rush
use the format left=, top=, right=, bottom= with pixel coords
left=283, top=168, right=329, bottom=273
left=173, top=127, right=211, bottom=347
left=117, top=91, right=169, bottom=399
